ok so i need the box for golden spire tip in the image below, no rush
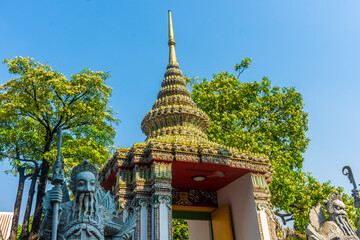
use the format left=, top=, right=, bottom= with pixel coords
left=168, top=10, right=177, bottom=64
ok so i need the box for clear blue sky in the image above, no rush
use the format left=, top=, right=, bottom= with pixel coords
left=1, top=0, right=360, bottom=223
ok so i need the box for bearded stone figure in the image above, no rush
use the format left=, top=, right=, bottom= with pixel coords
left=39, top=160, right=136, bottom=240
left=306, top=191, right=359, bottom=240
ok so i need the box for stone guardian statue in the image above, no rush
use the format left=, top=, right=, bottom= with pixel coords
left=39, top=160, right=136, bottom=240
left=305, top=191, right=359, bottom=240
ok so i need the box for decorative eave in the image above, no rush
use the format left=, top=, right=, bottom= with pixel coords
left=99, top=140, right=272, bottom=188
left=100, top=147, right=130, bottom=183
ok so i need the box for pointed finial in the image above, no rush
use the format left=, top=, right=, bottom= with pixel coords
left=168, top=10, right=177, bottom=63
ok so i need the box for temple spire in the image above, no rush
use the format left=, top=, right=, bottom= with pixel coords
left=168, top=10, right=177, bottom=63
left=141, top=10, right=210, bottom=142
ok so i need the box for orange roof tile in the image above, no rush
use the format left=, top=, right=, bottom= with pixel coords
left=0, top=212, right=13, bottom=240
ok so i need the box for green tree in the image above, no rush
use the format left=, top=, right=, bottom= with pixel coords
left=187, top=59, right=357, bottom=233
left=0, top=57, right=118, bottom=239
left=234, top=57, right=252, bottom=78
left=172, top=219, right=189, bottom=240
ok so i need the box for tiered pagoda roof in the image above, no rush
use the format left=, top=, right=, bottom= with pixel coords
left=141, top=11, right=210, bottom=145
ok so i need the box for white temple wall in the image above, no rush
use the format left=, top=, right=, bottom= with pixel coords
left=259, top=209, right=271, bottom=240
left=140, top=203, right=148, bottom=240
left=188, top=220, right=211, bottom=240
left=217, top=172, right=261, bottom=240
left=159, top=202, right=170, bottom=240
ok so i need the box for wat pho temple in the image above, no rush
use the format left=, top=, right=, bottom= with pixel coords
left=99, top=11, right=282, bottom=240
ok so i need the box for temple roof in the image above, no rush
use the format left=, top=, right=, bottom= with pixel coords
left=141, top=11, right=210, bottom=144
left=0, top=212, right=13, bottom=240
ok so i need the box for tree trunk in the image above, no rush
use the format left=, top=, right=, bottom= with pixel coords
left=28, top=160, right=50, bottom=240
left=20, top=167, right=40, bottom=240
left=9, top=167, right=26, bottom=240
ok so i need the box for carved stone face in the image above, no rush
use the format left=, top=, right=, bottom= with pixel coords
left=332, top=199, right=346, bottom=216
left=75, top=171, right=96, bottom=194
left=72, top=171, right=97, bottom=222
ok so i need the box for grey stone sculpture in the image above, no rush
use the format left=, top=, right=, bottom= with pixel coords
left=305, top=191, right=359, bottom=240
left=39, top=160, right=136, bottom=240
left=343, top=166, right=360, bottom=209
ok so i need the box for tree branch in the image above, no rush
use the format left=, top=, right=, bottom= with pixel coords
left=54, top=89, right=65, bottom=106
left=68, top=89, right=91, bottom=106
left=19, top=159, right=39, bottom=169
left=0, top=151, right=39, bottom=169
left=21, top=112, right=48, bottom=129
left=237, top=68, right=245, bottom=78
left=275, top=212, right=294, bottom=225
left=22, top=82, right=51, bottom=129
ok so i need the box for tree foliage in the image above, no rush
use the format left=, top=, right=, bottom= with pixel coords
left=0, top=57, right=117, bottom=170
left=234, top=58, right=252, bottom=78
left=187, top=62, right=359, bottom=233
left=0, top=57, right=118, bottom=236
left=172, top=219, right=189, bottom=240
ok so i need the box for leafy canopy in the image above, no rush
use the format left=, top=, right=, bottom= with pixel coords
left=0, top=57, right=118, bottom=173
left=190, top=72, right=309, bottom=170
left=172, top=219, right=189, bottom=240
left=234, top=58, right=252, bottom=78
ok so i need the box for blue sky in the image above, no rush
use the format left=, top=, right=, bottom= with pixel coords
left=1, top=0, right=360, bottom=224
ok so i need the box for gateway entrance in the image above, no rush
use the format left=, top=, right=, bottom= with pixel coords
left=173, top=205, right=233, bottom=240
